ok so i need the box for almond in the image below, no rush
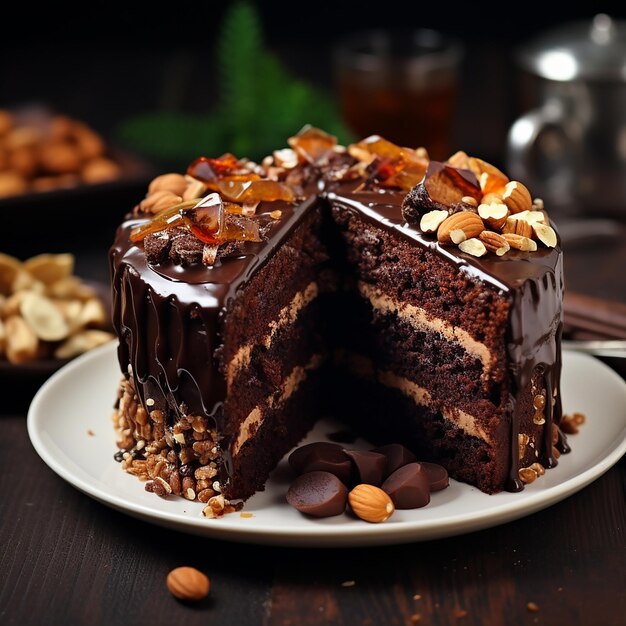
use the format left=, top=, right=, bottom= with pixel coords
left=148, top=173, right=188, bottom=196
left=166, top=566, right=210, bottom=602
left=437, top=211, right=484, bottom=245
left=140, top=190, right=183, bottom=215
left=479, top=231, right=510, bottom=256
left=502, top=181, right=532, bottom=214
left=458, top=238, right=487, bottom=257
left=533, top=223, right=558, bottom=248
left=478, top=202, right=509, bottom=230
left=5, top=315, right=38, bottom=364
left=23, top=253, right=74, bottom=286
left=419, top=209, right=449, bottom=234
left=20, top=292, right=69, bottom=341
left=508, top=210, right=547, bottom=225
left=461, top=195, right=478, bottom=207
left=503, top=233, right=537, bottom=252
left=348, top=484, right=395, bottom=523
left=503, top=217, right=532, bottom=238
left=182, top=176, right=207, bottom=201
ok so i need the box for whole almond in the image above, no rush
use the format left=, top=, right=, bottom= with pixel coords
left=140, top=190, right=183, bottom=215
left=502, top=181, right=532, bottom=214
left=437, top=211, right=484, bottom=244
left=166, top=566, right=210, bottom=601
left=348, top=484, right=395, bottom=523
left=148, top=173, right=188, bottom=196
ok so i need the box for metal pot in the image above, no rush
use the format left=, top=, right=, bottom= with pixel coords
left=507, top=14, right=626, bottom=219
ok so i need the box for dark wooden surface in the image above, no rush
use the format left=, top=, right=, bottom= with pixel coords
left=2, top=32, right=626, bottom=626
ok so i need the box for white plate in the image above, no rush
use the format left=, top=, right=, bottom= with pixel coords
left=27, top=341, right=626, bottom=547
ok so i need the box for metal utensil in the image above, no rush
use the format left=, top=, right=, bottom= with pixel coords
left=562, top=339, right=626, bottom=358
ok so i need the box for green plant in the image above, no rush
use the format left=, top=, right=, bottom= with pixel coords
left=118, top=1, right=351, bottom=165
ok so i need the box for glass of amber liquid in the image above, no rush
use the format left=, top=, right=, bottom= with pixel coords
left=333, top=29, right=463, bottom=161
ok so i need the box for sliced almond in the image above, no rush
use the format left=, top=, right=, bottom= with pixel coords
left=503, top=233, right=537, bottom=252
left=481, top=191, right=504, bottom=205
left=419, top=209, right=449, bottom=234
left=23, top=253, right=74, bottom=285
left=479, top=231, right=510, bottom=256
left=54, top=299, right=84, bottom=330
left=46, top=276, right=96, bottom=300
left=20, top=292, right=70, bottom=341
left=508, top=210, right=547, bottom=225
left=458, top=238, right=487, bottom=257
left=5, top=315, right=38, bottom=364
left=502, top=181, right=532, bottom=214
left=437, top=211, right=484, bottom=245
left=77, top=298, right=108, bottom=328
left=0, top=252, right=22, bottom=296
left=533, top=223, right=558, bottom=247
left=54, top=329, right=114, bottom=359
left=12, top=270, right=45, bottom=294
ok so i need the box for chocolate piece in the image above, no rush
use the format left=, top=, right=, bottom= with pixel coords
left=418, top=461, right=449, bottom=492
left=372, top=443, right=417, bottom=478
left=381, top=463, right=430, bottom=509
left=288, top=442, right=350, bottom=480
left=286, top=471, right=348, bottom=517
left=344, top=450, right=387, bottom=487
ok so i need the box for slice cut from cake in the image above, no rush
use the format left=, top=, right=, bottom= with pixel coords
left=110, top=127, right=566, bottom=515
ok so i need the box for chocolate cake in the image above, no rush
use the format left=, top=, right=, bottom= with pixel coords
left=110, top=127, right=566, bottom=516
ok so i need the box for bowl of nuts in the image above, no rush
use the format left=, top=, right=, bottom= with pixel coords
left=0, top=251, right=115, bottom=401
left=0, top=106, right=155, bottom=259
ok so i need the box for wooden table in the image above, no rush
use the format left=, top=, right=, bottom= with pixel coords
left=1, top=223, right=626, bottom=626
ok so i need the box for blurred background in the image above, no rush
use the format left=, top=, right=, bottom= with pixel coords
left=1, top=1, right=626, bottom=278
left=2, top=2, right=625, bottom=165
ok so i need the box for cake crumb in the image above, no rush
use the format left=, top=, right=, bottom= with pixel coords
left=240, top=512, right=254, bottom=518
left=341, top=580, right=356, bottom=588
left=527, top=602, right=540, bottom=613
left=87, top=429, right=95, bottom=436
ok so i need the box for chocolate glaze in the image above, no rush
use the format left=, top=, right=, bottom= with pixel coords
left=111, top=177, right=564, bottom=494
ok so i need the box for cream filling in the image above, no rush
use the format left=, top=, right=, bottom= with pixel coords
left=226, top=281, right=319, bottom=390
left=358, top=281, right=492, bottom=375
left=232, top=354, right=323, bottom=456
left=336, top=351, right=491, bottom=444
